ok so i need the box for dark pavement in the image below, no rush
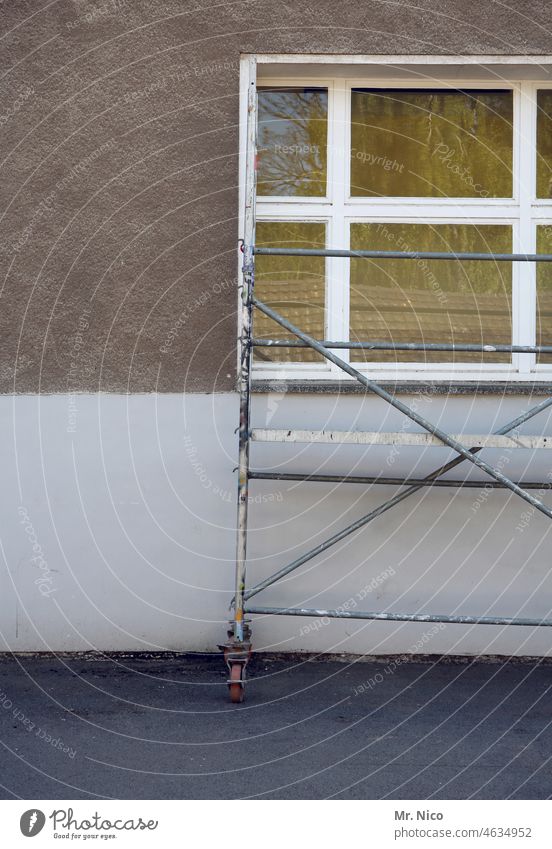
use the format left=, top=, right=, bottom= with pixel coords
left=0, top=653, right=551, bottom=800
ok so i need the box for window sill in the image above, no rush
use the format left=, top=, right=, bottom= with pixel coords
left=251, top=379, right=552, bottom=396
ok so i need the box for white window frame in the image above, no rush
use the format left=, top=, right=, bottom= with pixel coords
left=239, top=56, right=552, bottom=383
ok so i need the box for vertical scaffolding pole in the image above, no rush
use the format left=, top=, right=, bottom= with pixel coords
left=224, top=57, right=256, bottom=702
left=234, top=55, right=257, bottom=640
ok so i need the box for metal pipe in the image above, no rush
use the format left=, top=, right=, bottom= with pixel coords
left=244, top=366, right=552, bottom=602
left=252, top=297, right=552, bottom=517
left=245, top=605, right=552, bottom=628
left=248, top=471, right=552, bottom=489
left=253, top=247, right=552, bottom=262
left=251, top=428, right=551, bottom=449
left=252, top=338, right=552, bottom=354
left=233, top=59, right=257, bottom=641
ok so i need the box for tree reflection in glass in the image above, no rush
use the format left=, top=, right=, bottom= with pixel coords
left=537, top=225, right=552, bottom=363
left=257, top=88, right=328, bottom=197
left=350, top=223, right=512, bottom=364
left=254, top=221, right=326, bottom=363
left=537, top=90, right=552, bottom=199
left=351, top=89, right=513, bottom=198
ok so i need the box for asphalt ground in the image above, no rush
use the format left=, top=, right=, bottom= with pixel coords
left=0, top=653, right=551, bottom=800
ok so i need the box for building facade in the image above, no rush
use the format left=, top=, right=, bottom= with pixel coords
left=2, top=0, right=552, bottom=655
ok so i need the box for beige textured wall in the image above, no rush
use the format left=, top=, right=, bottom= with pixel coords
left=1, top=0, right=551, bottom=393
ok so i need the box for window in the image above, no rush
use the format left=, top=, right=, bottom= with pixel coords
left=350, top=88, right=513, bottom=198
left=246, top=66, right=552, bottom=382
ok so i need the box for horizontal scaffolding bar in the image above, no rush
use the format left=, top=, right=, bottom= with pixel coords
left=253, top=247, right=552, bottom=262
left=252, top=338, right=552, bottom=354
left=248, top=471, right=552, bottom=489
left=245, top=605, right=552, bottom=628
left=251, top=429, right=552, bottom=450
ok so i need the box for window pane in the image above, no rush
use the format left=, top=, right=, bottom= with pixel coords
left=257, top=88, right=328, bottom=197
left=351, top=89, right=513, bottom=198
left=536, top=225, right=552, bottom=363
left=537, top=91, right=552, bottom=198
left=255, top=222, right=326, bottom=363
left=350, top=223, right=512, bottom=364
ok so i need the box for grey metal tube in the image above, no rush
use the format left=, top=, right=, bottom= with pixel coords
left=252, top=297, right=552, bottom=517
left=232, top=62, right=257, bottom=639
left=252, top=338, right=552, bottom=355
left=234, top=260, right=253, bottom=637
left=248, top=471, right=552, bottom=489
left=245, top=605, right=552, bottom=628
left=254, top=247, right=552, bottom=262
left=496, top=396, right=552, bottom=434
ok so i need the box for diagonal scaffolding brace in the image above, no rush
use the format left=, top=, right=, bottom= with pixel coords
left=252, top=296, right=552, bottom=517
left=242, top=300, right=552, bottom=603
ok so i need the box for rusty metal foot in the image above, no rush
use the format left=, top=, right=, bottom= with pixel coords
left=220, top=622, right=252, bottom=703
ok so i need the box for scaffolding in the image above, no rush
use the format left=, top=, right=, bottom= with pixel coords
left=222, top=59, right=552, bottom=703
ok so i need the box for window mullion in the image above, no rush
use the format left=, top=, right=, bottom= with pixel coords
left=516, top=82, right=536, bottom=374
left=326, top=80, right=349, bottom=364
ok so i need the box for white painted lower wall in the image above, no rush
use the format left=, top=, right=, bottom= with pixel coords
left=1, top=391, right=552, bottom=656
